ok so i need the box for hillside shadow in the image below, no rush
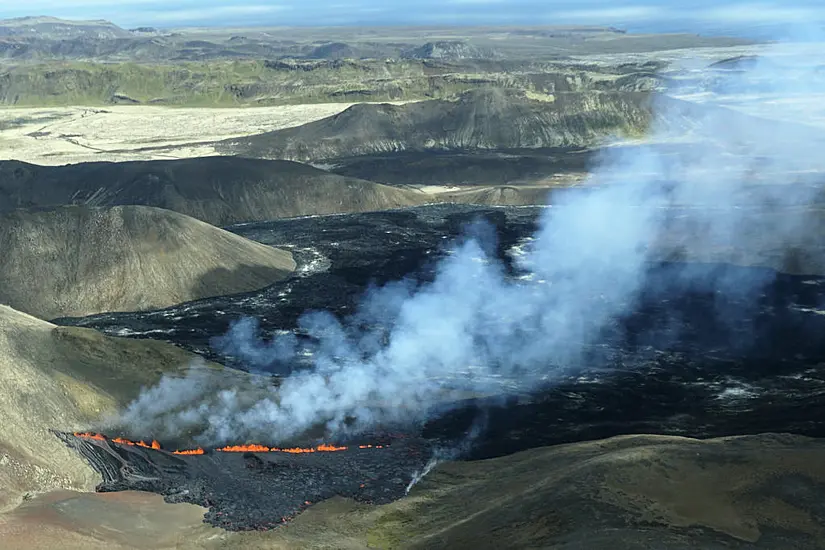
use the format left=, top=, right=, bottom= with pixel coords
left=193, top=262, right=294, bottom=301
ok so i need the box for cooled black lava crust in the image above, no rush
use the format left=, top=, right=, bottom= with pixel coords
left=56, top=204, right=825, bottom=527
left=57, top=432, right=433, bottom=531
left=55, top=204, right=825, bottom=452
left=53, top=205, right=542, bottom=359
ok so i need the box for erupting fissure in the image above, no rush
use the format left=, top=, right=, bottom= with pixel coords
left=74, top=432, right=161, bottom=450
left=216, top=443, right=352, bottom=453
left=72, top=432, right=381, bottom=455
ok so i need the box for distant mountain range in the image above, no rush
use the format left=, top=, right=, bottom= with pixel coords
left=0, top=16, right=132, bottom=40
left=0, top=16, right=755, bottom=64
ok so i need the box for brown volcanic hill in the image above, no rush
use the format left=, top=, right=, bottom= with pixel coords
left=0, top=156, right=425, bottom=226
left=229, top=433, right=825, bottom=549
left=0, top=205, right=295, bottom=319
left=371, top=433, right=825, bottom=549
left=0, top=304, right=216, bottom=512
left=215, top=89, right=655, bottom=162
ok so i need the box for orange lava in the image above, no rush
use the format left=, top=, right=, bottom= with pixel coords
left=316, top=443, right=348, bottom=452
left=218, top=443, right=349, bottom=453
left=172, top=448, right=205, bottom=455
left=73, top=432, right=385, bottom=456
left=74, top=432, right=106, bottom=441
left=217, top=444, right=272, bottom=453
left=111, top=437, right=161, bottom=450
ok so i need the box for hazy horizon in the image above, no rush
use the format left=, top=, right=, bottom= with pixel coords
left=2, top=1, right=823, bottom=39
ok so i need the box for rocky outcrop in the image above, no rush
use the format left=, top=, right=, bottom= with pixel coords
left=401, top=41, right=498, bottom=60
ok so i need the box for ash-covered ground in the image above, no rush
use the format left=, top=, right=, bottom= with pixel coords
left=57, top=431, right=433, bottom=531
left=55, top=204, right=825, bottom=457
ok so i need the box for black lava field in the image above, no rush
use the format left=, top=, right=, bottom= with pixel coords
left=57, top=204, right=825, bottom=529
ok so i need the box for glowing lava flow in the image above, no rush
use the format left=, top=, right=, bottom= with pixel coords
left=72, top=433, right=378, bottom=455
left=74, top=433, right=163, bottom=450
left=216, top=443, right=349, bottom=453
left=74, top=432, right=106, bottom=441
left=172, top=448, right=206, bottom=455
left=112, top=437, right=161, bottom=450
left=217, top=444, right=272, bottom=453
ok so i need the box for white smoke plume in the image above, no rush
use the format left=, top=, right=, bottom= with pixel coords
left=405, top=412, right=488, bottom=494
left=115, top=38, right=825, bottom=445
left=405, top=456, right=441, bottom=495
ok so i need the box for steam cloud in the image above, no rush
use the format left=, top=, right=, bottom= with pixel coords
left=116, top=39, right=825, bottom=445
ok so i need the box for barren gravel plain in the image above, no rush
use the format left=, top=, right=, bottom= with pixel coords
left=0, top=102, right=408, bottom=165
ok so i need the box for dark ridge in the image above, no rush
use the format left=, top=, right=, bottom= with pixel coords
left=216, top=89, right=657, bottom=162
left=111, top=93, right=140, bottom=104
left=263, top=58, right=368, bottom=71
left=327, top=148, right=591, bottom=187
left=308, top=42, right=358, bottom=59
left=0, top=156, right=423, bottom=226
left=401, top=40, right=498, bottom=60
left=594, top=71, right=669, bottom=92
left=709, top=54, right=761, bottom=70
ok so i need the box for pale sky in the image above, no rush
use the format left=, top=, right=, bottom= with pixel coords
left=1, top=0, right=824, bottom=32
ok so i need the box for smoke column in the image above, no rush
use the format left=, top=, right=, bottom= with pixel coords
left=116, top=39, right=825, bottom=445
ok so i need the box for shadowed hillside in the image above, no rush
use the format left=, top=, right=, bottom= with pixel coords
left=328, top=149, right=591, bottom=188
left=0, top=157, right=426, bottom=225
left=0, top=205, right=295, bottom=319
left=216, top=89, right=656, bottom=162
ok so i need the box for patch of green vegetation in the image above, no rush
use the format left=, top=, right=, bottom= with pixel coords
left=367, top=507, right=419, bottom=549
left=364, top=471, right=479, bottom=549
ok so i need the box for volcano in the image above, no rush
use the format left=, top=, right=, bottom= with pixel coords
left=58, top=431, right=434, bottom=530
